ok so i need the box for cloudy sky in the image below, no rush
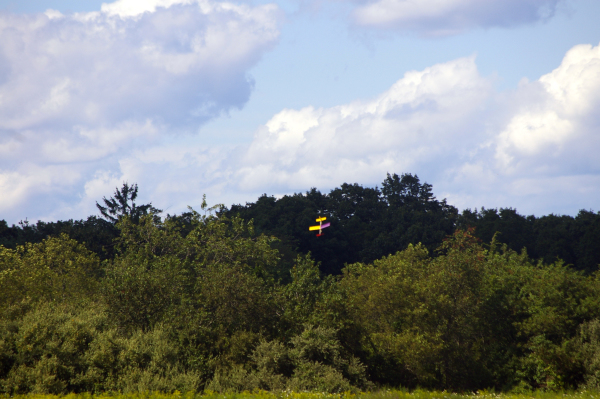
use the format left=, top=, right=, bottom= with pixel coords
left=0, top=0, right=599, bottom=223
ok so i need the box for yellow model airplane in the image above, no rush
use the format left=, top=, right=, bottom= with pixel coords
left=309, top=216, right=330, bottom=237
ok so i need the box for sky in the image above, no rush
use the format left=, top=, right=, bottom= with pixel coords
left=0, top=0, right=599, bottom=224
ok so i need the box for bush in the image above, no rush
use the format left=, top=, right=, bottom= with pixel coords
left=0, top=303, right=108, bottom=394
left=0, top=235, right=100, bottom=311
left=207, top=325, right=369, bottom=393
left=577, top=319, right=600, bottom=389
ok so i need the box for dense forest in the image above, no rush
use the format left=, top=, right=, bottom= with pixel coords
left=1, top=174, right=600, bottom=394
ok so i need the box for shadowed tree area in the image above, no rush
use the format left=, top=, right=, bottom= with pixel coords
left=457, top=207, right=600, bottom=274
left=226, top=173, right=459, bottom=275
left=225, top=173, right=600, bottom=275
left=96, top=182, right=162, bottom=224
left=2, top=174, right=599, bottom=271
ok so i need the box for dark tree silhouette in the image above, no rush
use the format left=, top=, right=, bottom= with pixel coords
left=96, top=182, right=161, bottom=223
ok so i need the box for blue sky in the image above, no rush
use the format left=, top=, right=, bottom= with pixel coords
left=0, top=0, right=599, bottom=223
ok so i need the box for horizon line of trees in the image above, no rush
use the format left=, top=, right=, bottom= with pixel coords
left=4, top=173, right=597, bottom=275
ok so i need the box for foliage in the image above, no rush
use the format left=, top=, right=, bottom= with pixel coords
left=337, top=230, right=600, bottom=391
left=96, top=183, right=162, bottom=224
left=0, top=235, right=100, bottom=312
left=457, top=208, right=600, bottom=274
left=226, top=174, right=458, bottom=275
left=226, top=174, right=600, bottom=275
left=5, top=389, right=600, bottom=399
left=207, top=325, right=369, bottom=393
left=0, top=303, right=109, bottom=394
left=4, top=174, right=600, bottom=272
left=0, top=303, right=202, bottom=394
left=3, top=177, right=600, bottom=394
left=577, top=318, right=600, bottom=389
left=0, top=217, right=119, bottom=261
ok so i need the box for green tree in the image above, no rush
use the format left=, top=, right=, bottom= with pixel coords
left=365, top=173, right=458, bottom=262
left=573, top=210, right=600, bottom=273
left=96, top=183, right=161, bottom=224
left=0, top=217, right=118, bottom=261
left=0, top=235, right=100, bottom=312
left=226, top=173, right=458, bottom=275
left=101, top=203, right=282, bottom=376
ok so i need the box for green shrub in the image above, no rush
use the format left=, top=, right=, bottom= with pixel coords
left=0, top=235, right=100, bottom=311
left=0, top=303, right=108, bottom=394
left=208, top=325, right=369, bottom=393
left=577, top=318, right=600, bottom=389
left=114, top=327, right=202, bottom=393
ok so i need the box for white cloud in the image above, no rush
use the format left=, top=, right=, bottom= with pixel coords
left=0, top=0, right=281, bottom=131
left=0, top=163, right=82, bottom=218
left=100, top=0, right=196, bottom=18
left=233, top=42, right=600, bottom=216
left=2, top=26, right=600, bottom=222
left=349, top=0, right=563, bottom=35
left=443, top=42, right=600, bottom=215
left=0, top=0, right=281, bottom=222
left=495, top=42, right=600, bottom=174
left=235, top=56, right=493, bottom=192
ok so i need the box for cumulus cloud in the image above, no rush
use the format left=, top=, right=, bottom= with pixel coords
left=349, top=0, right=563, bottom=35
left=0, top=0, right=281, bottom=221
left=0, top=0, right=281, bottom=130
left=234, top=42, right=600, bottom=216
left=495, top=43, right=600, bottom=172
left=236, top=56, right=493, bottom=191
left=2, top=10, right=599, bottom=222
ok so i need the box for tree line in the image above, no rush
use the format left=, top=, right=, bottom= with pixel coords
left=225, top=173, right=600, bottom=275
left=3, top=174, right=599, bottom=274
left=1, top=174, right=600, bottom=394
